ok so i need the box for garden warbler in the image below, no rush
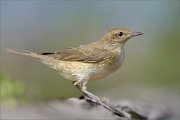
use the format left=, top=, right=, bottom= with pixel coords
left=7, top=27, right=142, bottom=102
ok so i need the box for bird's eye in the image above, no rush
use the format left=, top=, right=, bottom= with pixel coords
left=118, top=32, right=123, bottom=36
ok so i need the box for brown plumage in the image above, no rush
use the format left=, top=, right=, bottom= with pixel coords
left=40, top=47, right=118, bottom=63
left=7, top=27, right=143, bottom=82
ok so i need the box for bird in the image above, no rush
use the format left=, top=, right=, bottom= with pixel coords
left=7, top=27, right=142, bottom=115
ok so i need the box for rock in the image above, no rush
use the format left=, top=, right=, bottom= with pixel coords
left=1, top=98, right=174, bottom=120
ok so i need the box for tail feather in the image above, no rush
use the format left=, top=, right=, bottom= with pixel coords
left=6, top=48, right=61, bottom=70
left=6, top=48, right=42, bottom=60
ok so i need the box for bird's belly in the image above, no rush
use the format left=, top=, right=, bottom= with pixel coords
left=56, top=61, right=96, bottom=81
left=90, top=59, right=121, bottom=80
left=90, top=52, right=125, bottom=80
left=55, top=57, right=123, bottom=81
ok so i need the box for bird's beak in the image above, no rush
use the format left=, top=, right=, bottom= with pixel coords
left=130, top=32, right=143, bottom=37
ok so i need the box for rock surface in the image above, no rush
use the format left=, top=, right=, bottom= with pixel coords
left=1, top=98, right=176, bottom=120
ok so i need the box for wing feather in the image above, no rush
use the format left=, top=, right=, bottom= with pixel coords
left=41, top=47, right=112, bottom=63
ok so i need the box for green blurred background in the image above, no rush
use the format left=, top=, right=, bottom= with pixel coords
left=0, top=1, right=180, bottom=104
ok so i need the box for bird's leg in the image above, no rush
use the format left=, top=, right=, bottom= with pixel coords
left=74, top=80, right=100, bottom=102
left=73, top=79, right=85, bottom=86
left=81, top=87, right=123, bottom=115
left=74, top=80, right=100, bottom=103
left=81, top=86, right=101, bottom=103
left=74, top=80, right=131, bottom=120
left=82, top=87, right=131, bottom=119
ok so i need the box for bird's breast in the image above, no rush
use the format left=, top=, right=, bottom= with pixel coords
left=90, top=48, right=125, bottom=80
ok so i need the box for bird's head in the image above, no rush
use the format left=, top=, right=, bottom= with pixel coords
left=102, top=28, right=143, bottom=46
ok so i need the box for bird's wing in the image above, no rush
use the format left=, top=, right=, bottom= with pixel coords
left=40, top=47, right=113, bottom=63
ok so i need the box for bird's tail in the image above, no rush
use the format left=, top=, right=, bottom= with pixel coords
left=6, top=48, right=43, bottom=60
left=7, top=48, right=61, bottom=70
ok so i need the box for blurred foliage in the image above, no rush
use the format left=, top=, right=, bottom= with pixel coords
left=0, top=73, right=27, bottom=105
left=146, top=28, right=180, bottom=90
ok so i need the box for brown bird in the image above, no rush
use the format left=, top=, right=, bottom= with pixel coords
left=7, top=27, right=142, bottom=118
